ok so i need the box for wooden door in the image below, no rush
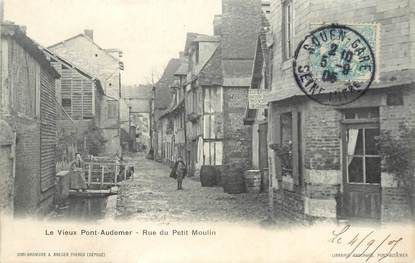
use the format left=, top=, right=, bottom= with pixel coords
left=258, top=123, right=268, bottom=170
left=342, top=123, right=381, bottom=221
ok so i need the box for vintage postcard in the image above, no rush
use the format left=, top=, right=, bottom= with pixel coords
left=0, top=0, right=414, bottom=262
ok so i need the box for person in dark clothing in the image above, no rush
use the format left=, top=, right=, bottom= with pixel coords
left=69, top=153, right=87, bottom=191
left=171, top=156, right=187, bottom=190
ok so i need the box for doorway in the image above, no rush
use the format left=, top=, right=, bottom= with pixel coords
left=342, top=123, right=381, bottom=221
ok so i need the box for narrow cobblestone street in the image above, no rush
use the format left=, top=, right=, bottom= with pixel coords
left=116, top=154, right=269, bottom=223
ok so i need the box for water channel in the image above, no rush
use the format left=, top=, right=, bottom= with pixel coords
left=55, top=196, right=109, bottom=221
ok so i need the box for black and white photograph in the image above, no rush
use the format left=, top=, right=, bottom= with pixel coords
left=0, top=0, right=414, bottom=262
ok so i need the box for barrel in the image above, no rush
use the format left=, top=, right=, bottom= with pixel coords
left=244, top=170, right=261, bottom=193
left=224, top=173, right=244, bottom=194
left=200, top=166, right=217, bottom=187
left=261, top=168, right=269, bottom=192
left=221, top=162, right=246, bottom=194
left=215, top=166, right=224, bottom=186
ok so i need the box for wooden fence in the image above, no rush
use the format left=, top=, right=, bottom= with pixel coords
left=82, top=159, right=135, bottom=189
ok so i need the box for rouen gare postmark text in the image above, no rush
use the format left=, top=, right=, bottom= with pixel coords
left=293, top=24, right=376, bottom=106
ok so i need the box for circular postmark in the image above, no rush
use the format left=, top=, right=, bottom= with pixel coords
left=293, top=24, right=376, bottom=106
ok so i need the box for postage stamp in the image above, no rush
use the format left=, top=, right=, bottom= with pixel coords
left=293, top=24, right=376, bottom=106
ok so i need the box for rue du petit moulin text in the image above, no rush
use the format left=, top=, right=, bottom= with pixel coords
left=45, top=228, right=217, bottom=237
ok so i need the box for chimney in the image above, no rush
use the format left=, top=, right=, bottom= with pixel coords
left=84, top=29, right=94, bottom=40
left=213, top=15, right=222, bottom=36
left=19, top=25, right=27, bottom=34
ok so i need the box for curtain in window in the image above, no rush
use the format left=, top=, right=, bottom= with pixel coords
left=347, top=129, right=359, bottom=166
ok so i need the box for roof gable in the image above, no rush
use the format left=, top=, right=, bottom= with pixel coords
left=155, top=58, right=182, bottom=110
left=2, top=23, right=60, bottom=79
left=199, top=45, right=223, bottom=86
left=48, top=33, right=118, bottom=63
left=43, top=48, right=104, bottom=94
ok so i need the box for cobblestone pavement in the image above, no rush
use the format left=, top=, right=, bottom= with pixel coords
left=116, top=154, right=269, bottom=223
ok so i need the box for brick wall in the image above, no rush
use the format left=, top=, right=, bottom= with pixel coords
left=270, top=88, right=415, bottom=222
left=273, top=188, right=305, bottom=223
left=223, top=87, right=252, bottom=172
left=268, top=0, right=415, bottom=101
left=267, top=0, right=415, bottom=223
left=271, top=99, right=340, bottom=222
left=382, top=187, right=411, bottom=222
left=303, top=103, right=342, bottom=171
left=0, top=121, right=14, bottom=214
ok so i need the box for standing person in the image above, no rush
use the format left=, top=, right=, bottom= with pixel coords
left=172, top=156, right=186, bottom=190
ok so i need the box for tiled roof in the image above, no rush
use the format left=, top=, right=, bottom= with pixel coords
left=221, top=0, right=262, bottom=60
left=199, top=45, right=223, bottom=86
left=221, top=0, right=262, bottom=86
left=155, top=58, right=182, bottom=111
left=174, top=60, right=188, bottom=76
left=44, top=48, right=104, bottom=94
left=251, top=12, right=271, bottom=89
left=184, top=32, right=198, bottom=55
left=48, top=33, right=119, bottom=63
left=192, top=35, right=221, bottom=43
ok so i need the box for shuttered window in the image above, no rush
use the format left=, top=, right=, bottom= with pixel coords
left=59, top=67, right=94, bottom=120
left=40, top=72, right=56, bottom=192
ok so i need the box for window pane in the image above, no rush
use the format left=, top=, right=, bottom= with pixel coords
left=203, top=142, right=211, bottom=165
left=203, top=115, right=211, bottom=138
left=366, top=157, right=381, bottom=184
left=357, top=110, right=369, bottom=119
left=347, top=128, right=363, bottom=155
left=348, top=156, right=363, bottom=183
left=215, top=141, right=223, bottom=165
left=365, top=128, right=379, bottom=155
left=344, top=112, right=355, bottom=119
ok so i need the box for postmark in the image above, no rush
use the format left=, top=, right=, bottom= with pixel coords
left=293, top=24, right=376, bottom=106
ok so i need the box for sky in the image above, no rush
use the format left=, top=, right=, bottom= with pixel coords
left=4, top=0, right=222, bottom=85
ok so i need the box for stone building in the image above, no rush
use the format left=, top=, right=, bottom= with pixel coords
left=217, top=0, right=263, bottom=179
left=0, top=23, right=60, bottom=216
left=267, top=0, right=415, bottom=222
left=48, top=30, right=122, bottom=155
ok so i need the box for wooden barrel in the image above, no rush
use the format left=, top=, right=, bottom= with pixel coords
left=261, top=168, right=269, bottom=192
left=244, top=170, right=261, bottom=193
left=215, top=166, right=223, bottom=187
left=223, top=170, right=244, bottom=194
left=200, top=166, right=217, bottom=187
